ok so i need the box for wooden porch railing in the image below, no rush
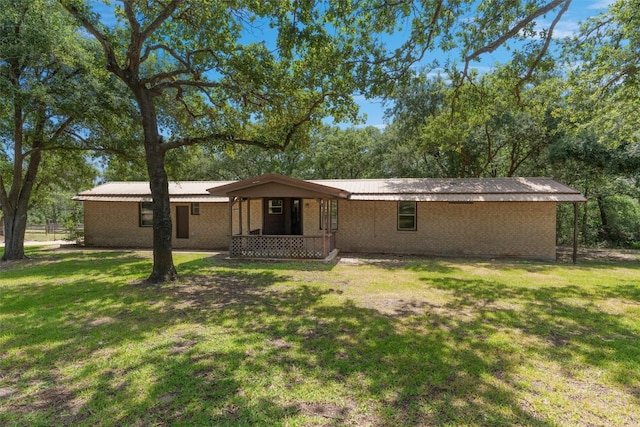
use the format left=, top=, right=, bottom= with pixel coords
left=230, top=234, right=335, bottom=259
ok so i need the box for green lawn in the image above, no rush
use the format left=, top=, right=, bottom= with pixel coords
left=0, top=229, right=71, bottom=243
left=1, top=248, right=639, bottom=426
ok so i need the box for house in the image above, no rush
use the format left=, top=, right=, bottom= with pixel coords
left=74, top=173, right=586, bottom=261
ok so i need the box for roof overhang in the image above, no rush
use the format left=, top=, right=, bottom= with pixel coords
left=74, top=176, right=585, bottom=204
left=72, top=195, right=228, bottom=203
left=73, top=181, right=232, bottom=203
left=207, top=173, right=351, bottom=199
left=348, top=194, right=586, bottom=202
left=311, top=177, right=586, bottom=203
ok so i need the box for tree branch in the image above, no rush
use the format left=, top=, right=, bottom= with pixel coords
left=159, top=134, right=286, bottom=153
left=140, top=0, right=181, bottom=43
left=159, top=91, right=330, bottom=155
left=140, top=43, right=190, bottom=69
left=515, top=0, right=571, bottom=99
left=59, top=1, right=122, bottom=76
left=140, top=46, right=224, bottom=86
left=123, top=0, right=141, bottom=35
left=150, top=79, right=223, bottom=93
left=43, top=130, right=140, bottom=159
left=282, top=94, right=328, bottom=148
left=465, top=0, right=570, bottom=64
left=0, top=174, right=9, bottom=212
left=411, top=0, right=444, bottom=65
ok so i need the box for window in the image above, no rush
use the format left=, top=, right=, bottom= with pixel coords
left=139, top=202, right=153, bottom=227
left=320, top=200, right=338, bottom=230
left=191, top=202, right=200, bottom=215
left=398, top=201, right=416, bottom=230
left=268, top=199, right=283, bottom=214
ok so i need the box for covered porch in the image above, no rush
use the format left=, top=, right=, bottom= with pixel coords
left=207, top=174, right=349, bottom=259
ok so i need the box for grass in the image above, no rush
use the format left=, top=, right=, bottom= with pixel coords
left=1, top=248, right=639, bottom=426
left=0, top=229, right=71, bottom=243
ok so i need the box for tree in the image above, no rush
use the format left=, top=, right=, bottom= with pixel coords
left=297, top=126, right=382, bottom=179
left=548, top=129, right=640, bottom=246
left=27, top=149, right=99, bottom=225
left=385, top=67, right=561, bottom=178
left=0, top=0, right=123, bottom=260
left=564, top=0, right=640, bottom=147
left=194, top=144, right=305, bottom=180
left=60, top=0, right=574, bottom=282
left=60, top=0, right=370, bottom=282
left=549, top=0, right=640, bottom=247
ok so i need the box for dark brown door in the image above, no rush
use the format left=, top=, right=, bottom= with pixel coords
left=291, top=198, right=302, bottom=235
left=176, top=205, right=189, bottom=239
left=262, top=198, right=302, bottom=235
left=263, top=198, right=286, bottom=235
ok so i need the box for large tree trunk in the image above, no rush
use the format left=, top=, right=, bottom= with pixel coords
left=137, top=90, right=177, bottom=283
left=145, top=145, right=178, bottom=283
left=2, top=212, right=27, bottom=261
left=1, top=137, right=42, bottom=262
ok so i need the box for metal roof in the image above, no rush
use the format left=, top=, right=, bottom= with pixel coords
left=74, top=176, right=585, bottom=203
left=309, top=177, right=586, bottom=202
left=73, top=181, right=231, bottom=202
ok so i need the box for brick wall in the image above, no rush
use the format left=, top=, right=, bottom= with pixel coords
left=84, top=199, right=557, bottom=259
left=303, top=199, right=321, bottom=236
left=335, top=200, right=557, bottom=260
left=83, top=201, right=229, bottom=249
left=231, top=199, right=263, bottom=235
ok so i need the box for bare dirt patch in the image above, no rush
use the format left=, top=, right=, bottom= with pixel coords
left=293, top=401, right=352, bottom=421
left=0, top=387, right=18, bottom=398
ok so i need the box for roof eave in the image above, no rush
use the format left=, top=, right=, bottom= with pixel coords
left=207, top=173, right=351, bottom=199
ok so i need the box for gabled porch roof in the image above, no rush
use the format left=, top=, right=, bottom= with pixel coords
left=207, top=173, right=351, bottom=199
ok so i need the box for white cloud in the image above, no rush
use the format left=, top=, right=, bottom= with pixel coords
left=549, top=20, right=581, bottom=39
left=532, top=19, right=581, bottom=39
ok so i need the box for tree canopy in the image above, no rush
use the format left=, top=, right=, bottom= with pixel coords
left=563, top=0, right=640, bottom=147
left=0, top=0, right=129, bottom=260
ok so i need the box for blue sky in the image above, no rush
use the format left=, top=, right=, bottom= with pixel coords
left=88, top=0, right=615, bottom=128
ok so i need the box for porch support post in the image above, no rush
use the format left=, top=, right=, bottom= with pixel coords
left=573, top=202, right=579, bottom=264
left=247, top=198, right=251, bottom=233
left=323, top=198, right=328, bottom=257
left=328, top=198, right=333, bottom=254
left=228, top=197, right=234, bottom=237
left=238, top=198, right=243, bottom=235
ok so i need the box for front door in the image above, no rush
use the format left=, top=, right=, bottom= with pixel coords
left=176, top=205, right=189, bottom=239
left=262, top=198, right=302, bottom=235
left=291, top=198, right=302, bottom=235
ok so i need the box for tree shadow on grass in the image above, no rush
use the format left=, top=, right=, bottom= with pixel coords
left=339, top=249, right=640, bottom=276
left=0, top=254, right=307, bottom=425
left=461, top=255, right=640, bottom=275
left=422, top=275, right=640, bottom=404
left=2, top=251, right=638, bottom=425
left=1, top=251, right=556, bottom=426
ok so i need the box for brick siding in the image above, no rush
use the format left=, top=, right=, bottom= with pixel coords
left=83, top=199, right=557, bottom=259
left=335, top=200, right=557, bottom=260
left=84, top=201, right=229, bottom=249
